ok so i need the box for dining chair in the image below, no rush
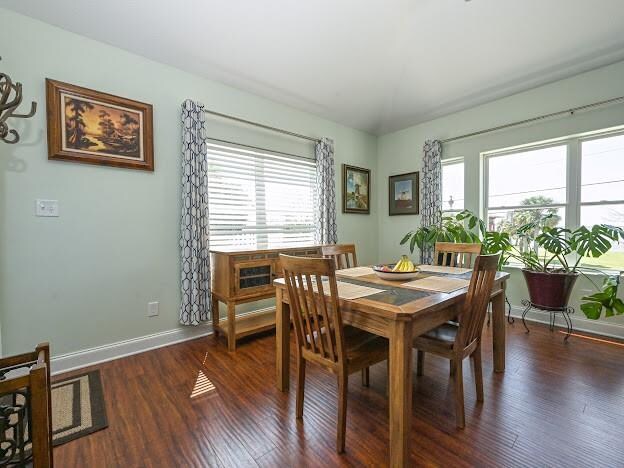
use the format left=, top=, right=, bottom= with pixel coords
left=413, top=253, right=500, bottom=428
left=280, top=254, right=388, bottom=453
left=434, top=242, right=482, bottom=268
left=321, top=244, right=358, bottom=270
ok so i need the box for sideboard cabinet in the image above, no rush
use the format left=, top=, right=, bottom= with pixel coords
left=210, top=245, right=321, bottom=351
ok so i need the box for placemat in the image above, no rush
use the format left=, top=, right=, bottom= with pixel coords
left=402, top=276, right=470, bottom=293
left=417, top=265, right=472, bottom=275
left=336, top=266, right=375, bottom=277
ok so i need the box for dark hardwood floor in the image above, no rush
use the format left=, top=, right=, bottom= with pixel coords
left=53, top=321, right=624, bottom=467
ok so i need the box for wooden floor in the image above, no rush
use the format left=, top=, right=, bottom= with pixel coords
left=53, top=321, right=624, bottom=467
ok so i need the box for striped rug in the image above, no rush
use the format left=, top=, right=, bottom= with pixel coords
left=52, top=370, right=108, bottom=445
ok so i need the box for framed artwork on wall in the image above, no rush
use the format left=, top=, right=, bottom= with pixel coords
left=342, top=164, right=371, bottom=214
left=46, top=79, right=154, bottom=171
left=388, top=171, right=419, bottom=215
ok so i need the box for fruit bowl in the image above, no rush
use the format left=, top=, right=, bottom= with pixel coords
left=373, top=263, right=420, bottom=281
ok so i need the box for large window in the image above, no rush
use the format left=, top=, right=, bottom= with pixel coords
left=580, top=134, right=624, bottom=268
left=207, top=143, right=316, bottom=250
left=442, top=159, right=464, bottom=213
left=484, top=129, right=624, bottom=269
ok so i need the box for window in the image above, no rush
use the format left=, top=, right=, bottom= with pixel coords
left=442, top=159, right=464, bottom=213
left=580, top=134, right=624, bottom=269
left=486, top=145, right=567, bottom=234
left=207, top=143, right=316, bottom=250
left=484, top=129, right=624, bottom=269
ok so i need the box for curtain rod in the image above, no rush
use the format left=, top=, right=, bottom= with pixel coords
left=203, top=109, right=320, bottom=143
left=207, top=137, right=314, bottom=161
left=441, top=95, right=624, bottom=144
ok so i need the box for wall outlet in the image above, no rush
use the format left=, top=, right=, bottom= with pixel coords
left=35, top=199, right=59, bottom=217
left=147, top=301, right=159, bottom=317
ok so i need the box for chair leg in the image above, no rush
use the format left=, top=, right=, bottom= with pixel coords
left=416, top=350, right=425, bottom=376
left=473, top=344, right=484, bottom=402
left=361, top=367, right=370, bottom=387
left=453, top=359, right=465, bottom=429
left=296, top=356, right=306, bottom=419
left=449, top=359, right=456, bottom=376
left=337, top=372, right=348, bottom=453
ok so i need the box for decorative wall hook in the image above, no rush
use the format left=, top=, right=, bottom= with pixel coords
left=0, top=57, right=37, bottom=144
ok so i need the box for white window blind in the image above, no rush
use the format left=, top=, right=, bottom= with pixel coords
left=207, top=142, right=317, bottom=250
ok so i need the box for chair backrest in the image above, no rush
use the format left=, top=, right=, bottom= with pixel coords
left=434, top=242, right=482, bottom=268
left=0, top=343, right=53, bottom=468
left=280, top=254, right=346, bottom=369
left=456, top=254, right=500, bottom=351
left=321, top=244, right=358, bottom=269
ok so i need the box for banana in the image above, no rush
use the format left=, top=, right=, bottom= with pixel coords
left=393, top=255, right=414, bottom=272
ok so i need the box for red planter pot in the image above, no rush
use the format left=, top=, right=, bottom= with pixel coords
left=522, top=269, right=579, bottom=310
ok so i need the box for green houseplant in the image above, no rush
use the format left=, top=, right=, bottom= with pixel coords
left=510, top=215, right=624, bottom=319
left=401, top=210, right=624, bottom=319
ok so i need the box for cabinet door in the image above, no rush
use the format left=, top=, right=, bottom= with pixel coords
left=234, top=260, right=275, bottom=296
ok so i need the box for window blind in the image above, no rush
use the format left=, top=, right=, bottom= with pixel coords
left=207, top=142, right=317, bottom=250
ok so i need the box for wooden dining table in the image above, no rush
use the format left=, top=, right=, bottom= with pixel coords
left=274, top=266, right=509, bottom=467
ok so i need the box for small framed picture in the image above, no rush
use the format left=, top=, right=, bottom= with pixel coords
left=389, top=172, right=419, bottom=216
left=46, top=79, right=154, bottom=171
left=342, top=164, right=371, bottom=214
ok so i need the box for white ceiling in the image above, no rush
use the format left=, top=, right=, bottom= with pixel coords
left=4, top=0, right=624, bottom=134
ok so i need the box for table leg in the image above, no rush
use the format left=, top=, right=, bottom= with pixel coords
left=227, top=301, right=236, bottom=352
left=276, top=288, right=291, bottom=392
left=492, top=282, right=506, bottom=373
left=211, top=296, right=219, bottom=337
left=389, top=319, right=413, bottom=468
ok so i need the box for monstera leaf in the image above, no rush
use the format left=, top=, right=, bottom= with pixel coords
left=570, top=224, right=624, bottom=258
left=581, top=276, right=624, bottom=319
left=536, top=227, right=572, bottom=256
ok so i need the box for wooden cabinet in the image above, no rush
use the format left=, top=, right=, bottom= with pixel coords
left=210, top=246, right=321, bottom=351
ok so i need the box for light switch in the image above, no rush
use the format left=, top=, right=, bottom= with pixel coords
left=147, top=302, right=159, bottom=317
left=35, top=199, right=59, bottom=217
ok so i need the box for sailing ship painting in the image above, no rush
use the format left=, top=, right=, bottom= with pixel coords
left=62, top=94, right=142, bottom=159
left=47, top=79, right=154, bottom=171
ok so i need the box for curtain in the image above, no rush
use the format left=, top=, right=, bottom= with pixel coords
left=179, top=100, right=211, bottom=326
left=420, top=139, right=443, bottom=264
left=314, top=137, right=338, bottom=244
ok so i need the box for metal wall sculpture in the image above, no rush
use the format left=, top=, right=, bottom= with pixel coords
left=0, top=57, right=37, bottom=144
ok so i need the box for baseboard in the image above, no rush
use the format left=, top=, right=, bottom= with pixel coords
left=509, top=305, right=624, bottom=340
left=51, top=324, right=214, bottom=375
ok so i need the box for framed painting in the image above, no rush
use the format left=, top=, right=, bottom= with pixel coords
left=46, top=79, right=154, bottom=171
left=342, top=164, right=371, bottom=214
left=388, top=171, right=419, bottom=215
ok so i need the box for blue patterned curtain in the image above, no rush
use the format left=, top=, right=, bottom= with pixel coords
left=314, top=138, right=338, bottom=244
left=179, top=100, right=211, bottom=325
left=420, top=139, right=443, bottom=264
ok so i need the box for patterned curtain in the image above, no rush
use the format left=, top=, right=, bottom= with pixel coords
left=314, top=137, right=338, bottom=244
left=420, top=139, right=443, bottom=264
left=179, top=100, right=211, bottom=325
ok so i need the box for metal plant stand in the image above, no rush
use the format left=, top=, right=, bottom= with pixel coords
left=520, top=299, right=574, bottom=341
left=487, top=296, right=513, bottom=327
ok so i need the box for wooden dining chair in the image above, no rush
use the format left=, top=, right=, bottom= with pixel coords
left=434, top=242, right=482, bottom=268
left=321, top=244, right=358, bottom=269
left=280, top=254, right=388, bottom=453
left=413, top=254, right=500, bottom=428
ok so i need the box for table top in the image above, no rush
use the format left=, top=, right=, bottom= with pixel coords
left=274, top=266, right=509, bottom=319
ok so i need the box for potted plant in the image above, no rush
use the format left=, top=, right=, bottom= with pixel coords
left=511, top=215, right=624, bottom=317
left=401, top=210, right=624, bottom=319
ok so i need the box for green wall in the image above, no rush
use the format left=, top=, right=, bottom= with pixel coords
left=0, top=9, right=379, bottom=356
left=377, top=60, right=624, bottom=338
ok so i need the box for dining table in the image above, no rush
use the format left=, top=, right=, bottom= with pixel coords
left=274, top=265, right=510, bottom=467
